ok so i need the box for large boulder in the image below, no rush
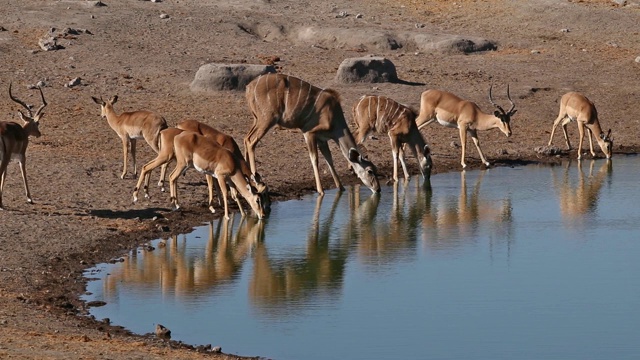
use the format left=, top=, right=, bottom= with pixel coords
left=335, top=57, right=398, bottom=84
left=190, top=63, right=276, bottom=92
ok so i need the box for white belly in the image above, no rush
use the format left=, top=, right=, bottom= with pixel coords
left=437, top=117, right=458, bottom=129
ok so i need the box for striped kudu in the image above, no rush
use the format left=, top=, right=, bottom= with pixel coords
left=244, top=73, right=380, bottom=195
left=352, top=95, right=432, bottom=182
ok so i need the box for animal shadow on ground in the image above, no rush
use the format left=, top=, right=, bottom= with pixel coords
left=90, top=208, right=166, bottom=220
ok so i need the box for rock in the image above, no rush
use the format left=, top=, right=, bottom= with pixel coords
left=38, top=36, right=61, bottom=51
left=65, top=77, right=82, bottom=87
left=635, top=56, right=640, bottom=63
left=155, top=324, right=171, bottom=339
left=190, top=63, right=276, bottom=92
left=86, top=300, right=107, bottom=307
left=534, top=145, right=562, bottom=156
left=159, top=13, right=170, bottom=19
left=211, top=346, right=222, bottom=353
left=335, top=56, right=398, bottom=83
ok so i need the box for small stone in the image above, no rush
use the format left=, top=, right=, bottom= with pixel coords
left=560, top=28, right=570, bottom=33
left=531, top=49, right=541, bottom=54
left=355, top=13, right=363, bottom=18
left=159, top=13, right=169, bottom=19
left=66, top=77, right=81, bottom=87
left=211, top=346, right=222, bottom=353
left=635, top=56, right=640, bottom=63
left=155, top=324, right=171, bottom=339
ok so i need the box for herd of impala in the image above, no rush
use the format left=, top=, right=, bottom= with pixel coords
left=0, top=73, right=614, bottom=216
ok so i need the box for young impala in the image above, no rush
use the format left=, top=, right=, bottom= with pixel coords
left=415, top=84, right=516, bottom=169
left=133, top=120, right=269, bottom=214
left=169, top=131, right=265, bottom=220
left=244, top=73, right=380, bottom=195
left=352, top=94, right=432, bottom=182
left=0, top=84, right=47, bottom=210
left=547, top=92, right=612, bottom=159
left=91, top=95, right=168, bottom=179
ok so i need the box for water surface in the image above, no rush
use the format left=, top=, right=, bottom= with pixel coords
left=83, top=157, right=640, bottom=360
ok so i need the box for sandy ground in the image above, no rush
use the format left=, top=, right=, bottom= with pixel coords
left=0, top=0, right=639, bottom=358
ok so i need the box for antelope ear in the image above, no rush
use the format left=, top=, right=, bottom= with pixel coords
left=252, top=172, right=262, bottom=184
left=510, top=109, right=518, bottom=116
left=494, top=110, right=501, bottom=117
left=348, top=148, right=361, bottom=162
left=110, top=95, right=119, bottom=104
left=423, top=144, right=431, bottom=156
left=91, top=96, right=102, bottom=105
left=606, top=129, right=612, bottom=139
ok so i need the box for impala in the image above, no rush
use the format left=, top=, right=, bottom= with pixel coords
left=0, top=84, right=47, bottom=210
left=352, top=95, right=432, bottom=182
left=133, top=122, right=269, bottom=214
left=177, top=120, right=269, bottom=210
left=244, top=73, right=380, bottom=195
left=169, top=131, right=265, bottom=220
left=415, top=85, right=517, bottom=169
left=91, top=95, right=168, bottom=179
left=547, top=92, right=612, bottom=159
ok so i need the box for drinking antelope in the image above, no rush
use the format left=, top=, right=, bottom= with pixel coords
left=547, top=92, right=612, bottom=159
left=91, top=95, right=168, bottom=179
left=133, top=120, right=269, bottom=214
left=244, top=73, right=380, bottom=195
left=415, top=85, right=516, bottom=169
left=352, top=95, right=432, bottom=182
left=169, top=131, right=265, bottom=220
left=0, top=84, right=47, bottom=210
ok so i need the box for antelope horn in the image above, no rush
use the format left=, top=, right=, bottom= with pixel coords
left=506, top=84, right=516, bottom=114
left=33, top=86, right=48, bottom=117
left=488, top=83, right=506, bottom=114
left=9, top=83, right=33, bottom=117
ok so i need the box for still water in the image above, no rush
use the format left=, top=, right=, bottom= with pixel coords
left=83, top=157, right=640, bottom=360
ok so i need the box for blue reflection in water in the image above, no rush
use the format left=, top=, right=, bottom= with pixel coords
left=83, top=157, right=640, bottom=360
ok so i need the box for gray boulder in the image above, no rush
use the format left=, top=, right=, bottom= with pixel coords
left=335, top=57, right=398, bottom=84
left=190, top=64, right=276, bottom=91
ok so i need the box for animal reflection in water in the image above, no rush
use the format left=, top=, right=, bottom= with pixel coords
left=249, top=191, right=350, bottom=313
left=419, top=171, right=513, bottom=251
left=552, top=159, right=612, bottom=224
left=103, top=215, right=264, bottom=299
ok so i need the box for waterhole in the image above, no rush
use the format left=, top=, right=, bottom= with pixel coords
left=83, top=157, right=640, bottom=360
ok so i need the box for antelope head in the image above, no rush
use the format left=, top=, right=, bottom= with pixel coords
left=245, top=182, right=266, bottom=219
left=91, top=95, right=118, bottom=118
left=599, top=129, right=613, bottom=159
left=348, top=148, right=381, bottom=193
left=9, top=83, right=47, bottom=138
left=489, top=83, right=517, bottom=137
left=419, top=145, right=433, bottom=180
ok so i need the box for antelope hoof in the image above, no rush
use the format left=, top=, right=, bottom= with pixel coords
left=484, top=161, right=491, bottom=167
left=27, top=198, right=33, bottom=204
left=208, top=206, right=216, bottom=214
left=133, top=196, right=138, bottom=204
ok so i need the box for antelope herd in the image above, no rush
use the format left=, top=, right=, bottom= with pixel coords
left=0, top=73, right=614, bottom=215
